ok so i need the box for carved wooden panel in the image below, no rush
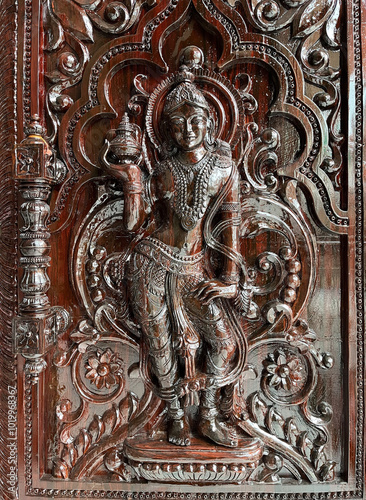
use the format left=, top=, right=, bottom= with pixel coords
left=0, top=0, right=365, bottom=498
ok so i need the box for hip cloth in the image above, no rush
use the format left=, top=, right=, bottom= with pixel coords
left=127, top=237, right=239, bottom=402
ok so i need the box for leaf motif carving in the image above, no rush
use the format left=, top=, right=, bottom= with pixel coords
left=61, top=444, right=78, bottom=467
left=51, top=0, right=94, bottom=42
left=69, top=445, right=78, bottom=467
left=249, top=392, right=269, bottom=423
left=323, top=0, right=341, bottom=47
left=103, top=404, right=119, bottom=433
left=53, top=457, right=70, bottom=479
left=44, top=1, right=65, bottom=51
left=53, top=392, right=138, bottom=477
left=265, top=407, right=285, bottom=437
left=80, top=428, right=92, bottom=454
left=285, top=417, right=300, bottom=447
left=311, top=444, right=326, bottom=470
left=299, top=430, right=313, bottom=460
left=319, top=461, right=336, bottom=481
left=293, top=0, right=336, bottom=38
left=89, top=415, right=106, bottom=442
left=243, top=393, right=335, bottom=481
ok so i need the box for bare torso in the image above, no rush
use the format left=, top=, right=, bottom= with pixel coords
left=150, top=156, right=232, bottom=254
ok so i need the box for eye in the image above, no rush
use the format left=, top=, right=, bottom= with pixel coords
left=191, top=116, right=206, bottom=125
left=171, top=118, right=184, bottom=127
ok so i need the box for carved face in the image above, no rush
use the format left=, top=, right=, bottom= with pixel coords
left=167, top=103, right=209, bottom=151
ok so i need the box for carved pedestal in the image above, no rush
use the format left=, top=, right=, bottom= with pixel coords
left=123, top=436, right=263, bottom=484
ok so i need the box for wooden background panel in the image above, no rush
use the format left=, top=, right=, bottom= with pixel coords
left=0, top=0, right=364, bottom=498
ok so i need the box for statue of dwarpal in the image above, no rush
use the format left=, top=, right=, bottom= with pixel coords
left=101, top=47, right=247, bottom=448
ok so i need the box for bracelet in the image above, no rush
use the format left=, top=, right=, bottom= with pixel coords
left=123, top=181, right=144, bottom=195
left=220, top=272, right=240, bottom=284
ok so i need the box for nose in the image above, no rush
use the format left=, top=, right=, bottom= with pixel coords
left=185, top=120, right=194, bottom=135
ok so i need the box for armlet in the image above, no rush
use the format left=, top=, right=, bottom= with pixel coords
left=219, top=202, right=241, bottom=213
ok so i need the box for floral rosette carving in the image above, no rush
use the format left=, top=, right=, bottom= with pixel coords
left=262, top=347, right=313, bottom=405
left=85, top=347, right=124, bottom=390
left=16, top=321, right=40, bottom=351
left=233, top=320, right=336, bottom=483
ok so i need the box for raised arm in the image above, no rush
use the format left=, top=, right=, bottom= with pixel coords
left=100, top=115, right=150, bottom=232
left=103, top=161, right=148, bottom=232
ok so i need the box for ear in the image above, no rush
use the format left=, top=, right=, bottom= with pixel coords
left=160, top=119, right=172, bottom=145
left=161, top=140, right=178, bottom=158
left=207, top=113, right=215, bottom=132
left=204, top=116, right=216, bottom=149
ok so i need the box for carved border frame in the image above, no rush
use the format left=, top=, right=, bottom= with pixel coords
left=0, top=0, right=364, bottom=498
left=0, top=0, right=19, bottom=499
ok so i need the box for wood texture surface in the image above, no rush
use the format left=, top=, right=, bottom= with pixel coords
left=0, top=0, right=365, bottom=498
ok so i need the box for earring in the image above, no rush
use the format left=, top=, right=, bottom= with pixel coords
left=204, top=120, right=217, bottom=152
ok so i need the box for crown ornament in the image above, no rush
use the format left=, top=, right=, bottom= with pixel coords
left=163, top=82, right=210, bottom=115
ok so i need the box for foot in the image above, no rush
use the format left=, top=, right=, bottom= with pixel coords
left=168, top=416, right=191, bottom=446
left=198, top=416, right=238, bottom=447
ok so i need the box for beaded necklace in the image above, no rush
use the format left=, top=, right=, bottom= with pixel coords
left=169, top=152, right=216, bottom=231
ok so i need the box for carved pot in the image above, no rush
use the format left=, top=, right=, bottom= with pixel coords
left=108, top=113, right=142, bottom=165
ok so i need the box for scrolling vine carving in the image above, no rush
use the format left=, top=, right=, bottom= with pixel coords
left=226, top=0, right=344, bottom=189
left=44, top=0, right=348, bottom=233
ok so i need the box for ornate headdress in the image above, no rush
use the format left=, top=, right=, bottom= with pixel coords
left=163, top=81, right=210, bottom=115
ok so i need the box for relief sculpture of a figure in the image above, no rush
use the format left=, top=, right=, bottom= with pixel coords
left=101, top=47, right=248, bottom=449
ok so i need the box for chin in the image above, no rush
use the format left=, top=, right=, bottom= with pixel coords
left=181, top=142, right=200, bottom=150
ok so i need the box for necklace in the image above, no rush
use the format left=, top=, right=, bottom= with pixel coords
left=175, top=153, right=209, bottom=181
left=169, top=153, right=216, bottom=231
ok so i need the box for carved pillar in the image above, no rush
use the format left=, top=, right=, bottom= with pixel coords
left=13, top=116, right=69, bottom=383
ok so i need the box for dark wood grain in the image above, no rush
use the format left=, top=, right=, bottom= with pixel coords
left=0, top=0, right=365, bottom=498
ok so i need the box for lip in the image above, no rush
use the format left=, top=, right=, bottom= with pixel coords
left=184, top=135, right=196, bottom=142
